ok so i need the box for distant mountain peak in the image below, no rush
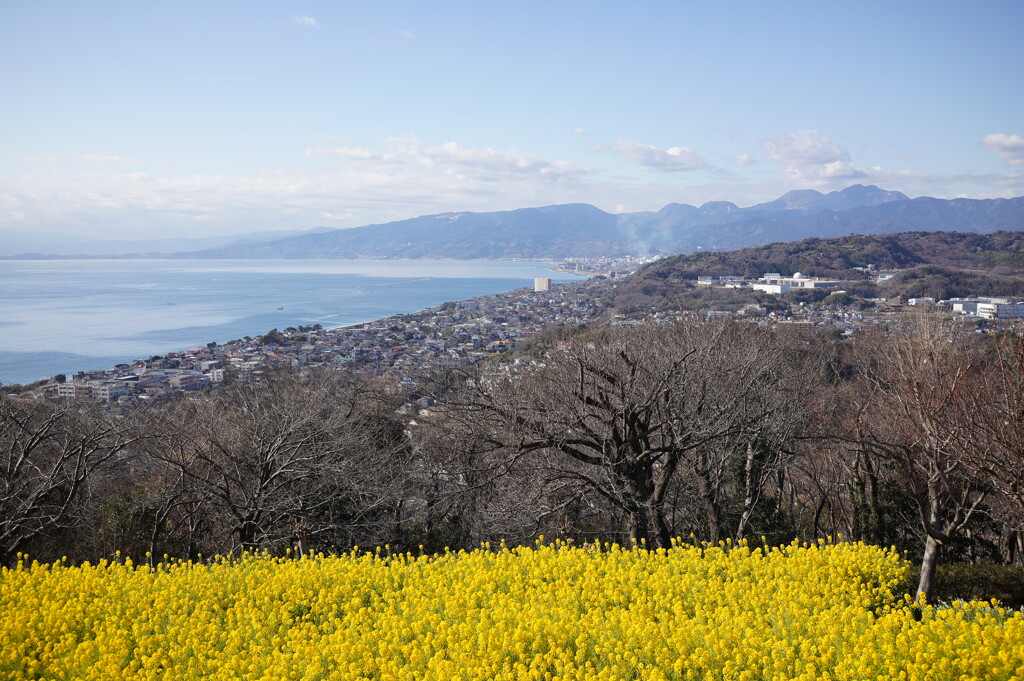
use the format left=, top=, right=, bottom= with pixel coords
left=699, top=201, right=740, bottom=213
left=836, top=184, right=908, bottom=202
left=783, top=189, right=825, bottom=197
left=769, top=189, right=827, bottom=210
left=750, top=184, right=909, bottom=214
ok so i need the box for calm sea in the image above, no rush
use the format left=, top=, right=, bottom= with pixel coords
left=0, top=259, right=584, bottom=386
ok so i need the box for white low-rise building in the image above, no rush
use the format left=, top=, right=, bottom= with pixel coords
left=940, top=297, right=1015, bottom=316
left=696, top=272, right=850, bottom=294
left=751, top=283, right=791, bottom=294
left=977, top=301, right=1024, bottom=320
left=778, top=274, right=849, bottom=289
left=57, top=382, right=91, bottom=399
left=91, top=381, right=127, bottom=401
left=57, top=380, right=127, bottom=401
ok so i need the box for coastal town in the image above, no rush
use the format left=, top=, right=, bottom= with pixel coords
left=12, top=261, right=1024, bottom=406
left=37, top=277, right=602, bottom=404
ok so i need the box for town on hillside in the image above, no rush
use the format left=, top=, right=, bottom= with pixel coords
left=11, top=265, right=1024, bottom=406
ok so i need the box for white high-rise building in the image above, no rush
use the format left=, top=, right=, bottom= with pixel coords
left=534, top=277, right=551, bottom=292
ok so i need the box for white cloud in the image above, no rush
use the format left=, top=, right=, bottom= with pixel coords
left=981, top=133, right=1024, bottom=166
left=732, top=154, right=755, bottom=167
left=762, top=130, right=868, bottom=185
left=308, top=135, right=590, bottom=180
left=404, top=138, right=571, bottom=175
left=306, top=145, right=381, bottom=161
left=763, top=129, right=848, bottom=166
left=1, top=137, right=599, bottom=239
left=397, top=29, right=413, bottom=38
left=572, top=128, right=590, bottom=136
left=293, top=15, right=317, bottom=27
left=610, top=140, right=707, bottom=172
left=319, top=211, right=354, bottom=221
left=782, top=160, right=866, bottom=183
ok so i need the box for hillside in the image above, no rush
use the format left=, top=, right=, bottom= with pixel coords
left=597, top=231, right=1024, bottom=312
left=172, top=186, right=1024, bottom=261
left=634, top=231, right=1024, bottom=279
left=187, top=204, right=629, bottom=260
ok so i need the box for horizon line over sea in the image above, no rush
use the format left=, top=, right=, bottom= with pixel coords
left=0, top=259, right=586, bottom=386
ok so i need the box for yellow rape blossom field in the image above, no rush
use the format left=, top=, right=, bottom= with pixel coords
left=1, top=540, right=1022, bottom=680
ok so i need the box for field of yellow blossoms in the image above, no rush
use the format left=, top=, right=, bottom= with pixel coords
left=2, top=540, right=1022, bottom=680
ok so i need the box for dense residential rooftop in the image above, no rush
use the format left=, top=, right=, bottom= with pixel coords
left=10, top=271, right=1023, bottom=403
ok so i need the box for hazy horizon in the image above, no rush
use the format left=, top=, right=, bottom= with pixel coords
left=2, top=1, right=1022, bottom=243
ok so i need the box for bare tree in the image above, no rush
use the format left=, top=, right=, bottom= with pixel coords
left=437, top=321, right=810, bottom=549
left=960, top=326, right=1024, bottom=562
left=150, top=370, right=412, bottom=555
left=0, top=396, right=140, bottom=563
left=94, top=422, right=215, bottom=562
left=851, top=320, right=989, bottom=599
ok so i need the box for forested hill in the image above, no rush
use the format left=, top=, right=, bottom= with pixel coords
left=595, top=231, right=1024, bottom=311
left=639, top=230, right=1024, bottom=280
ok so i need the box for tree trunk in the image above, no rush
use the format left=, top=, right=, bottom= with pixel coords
left=238, top=516, right=259, bottom=552
left=999, top=526, right=1023, bottom=565
left=734, top=441, right=759, bottom=540
left=851, top=449, right=883, bottom=544
left=917, top=535, right=942, bottom=601
left=695, top=470, right=722, bottom=543
left=652, top=505, right=673, bottom=549
left=625, top=504, right=673, bottom=550
left=621, top=459, right=674, bottom=549
left=626, top=506, right=651, bottom=546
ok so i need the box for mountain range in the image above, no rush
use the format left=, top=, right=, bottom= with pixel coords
left=178, top=185, right=1022, bottom=260
left=6, top=185, right=1023, bottom=259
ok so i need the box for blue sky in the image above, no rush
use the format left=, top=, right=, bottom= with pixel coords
left=2, top=1, right=1022, bottom=240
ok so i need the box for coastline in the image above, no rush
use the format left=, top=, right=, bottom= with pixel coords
left=2, top=273, right=605, bottom=401
left=0, top=258, right=589, bottom=388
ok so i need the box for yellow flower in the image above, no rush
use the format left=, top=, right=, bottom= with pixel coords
left=1, top=541, right=1021, bottom=680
